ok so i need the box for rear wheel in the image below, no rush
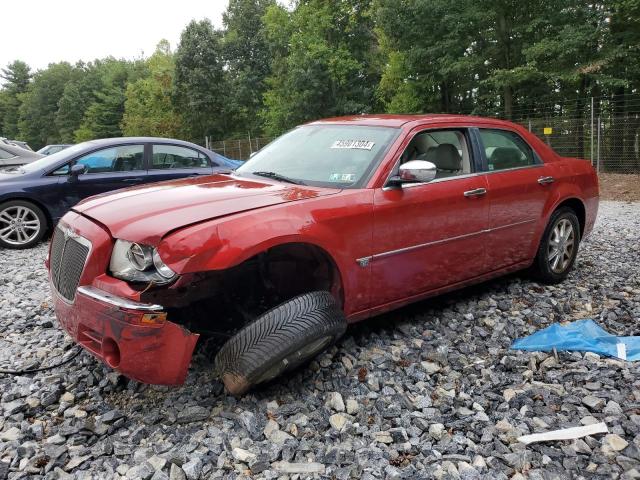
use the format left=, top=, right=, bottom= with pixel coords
left=531, top=207, right=580, bottom=284
left=214, top=291, right=347, bottom=396
left=0, top=200, right=47, bottom=249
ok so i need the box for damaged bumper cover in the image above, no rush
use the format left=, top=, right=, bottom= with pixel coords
left=53, top=284, right=199, bottom=385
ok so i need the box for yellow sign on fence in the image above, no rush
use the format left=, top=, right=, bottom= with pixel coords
left=543, top=127, right=553, bottom=135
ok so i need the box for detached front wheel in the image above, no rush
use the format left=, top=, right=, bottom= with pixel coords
left=215, top=291, right=347, bottom=396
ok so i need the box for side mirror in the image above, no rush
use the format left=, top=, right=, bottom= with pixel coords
left=388, top=160, right=437, bottom=187
left=70, top=164, right=86, bottom=176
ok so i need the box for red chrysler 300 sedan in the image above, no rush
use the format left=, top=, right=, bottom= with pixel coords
left=47, top=115, right=598, bottom=395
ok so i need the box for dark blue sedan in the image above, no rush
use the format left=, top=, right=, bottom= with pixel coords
left=0, top=137, right=241, bottom=249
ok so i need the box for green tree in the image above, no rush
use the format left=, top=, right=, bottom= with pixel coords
left=262, top=0, right=380, bottom=136
left=122, top=40, right=182, bottom=137
left=74, top=58, right=147, bottom=141
left=18, top=62, right=75, bottom=149
left=174, top=19, right=228, bottom=143
left=375, top=0, right=483, bottom=114
left=0, top=60, right=31, bottom=138
left=55, top=61, right=104, bottom=143
left=223, top=0, right=275, bottom=135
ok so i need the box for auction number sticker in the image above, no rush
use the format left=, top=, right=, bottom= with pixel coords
left=329, top=173, right=356, bottom=182
left=331, top=140, right=375, bottom=150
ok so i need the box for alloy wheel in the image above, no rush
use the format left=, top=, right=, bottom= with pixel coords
left=547, top=218, right=575, bottom=274
left=0, top=205, right=41, bottom=246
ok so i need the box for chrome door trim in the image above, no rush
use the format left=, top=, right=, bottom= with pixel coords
left=356, top=218, right=536, bottom=264
left=382, top=163, right=545, bottom=191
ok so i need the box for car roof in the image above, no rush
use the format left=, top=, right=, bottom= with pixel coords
left=82, top=137, right=207, bottom=148
left=308, top=114, right=519, bottom=129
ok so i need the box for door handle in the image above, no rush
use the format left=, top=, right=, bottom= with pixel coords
left=538, top=176, right=555, bottom=185
left=463, top=188, right=487, bottom=197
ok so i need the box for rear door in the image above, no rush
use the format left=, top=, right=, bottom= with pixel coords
left=370, top=127, right=490, bottom=306
left=145, top=144, right=214, bottom=183
left=52, top=144, right=147, bottom=213
left=477, top=127, right=554, bottom=270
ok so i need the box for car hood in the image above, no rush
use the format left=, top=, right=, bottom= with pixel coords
left=72, top=173, right=339, bottom=244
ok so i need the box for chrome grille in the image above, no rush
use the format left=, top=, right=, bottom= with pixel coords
left=50, top=226, right=91, bottom=302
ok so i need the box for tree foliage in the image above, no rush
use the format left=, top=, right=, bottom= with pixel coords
left=223, top=0, right=275, bottom=135
left=262, top=0, right=380, bottom=135
left=122, top=40, right=183, bottom=137
left=173, top=19, right=227, bottom=143
left=1, top=0, right=640, bottom=149
left=0, top=60, right=31, bottom=139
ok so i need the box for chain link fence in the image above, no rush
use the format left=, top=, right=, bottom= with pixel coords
left=208, top=137, right=272, bottom=161
left=207, top=95, right=640, bottom=173
left=508, top=95, right=640, bottom=173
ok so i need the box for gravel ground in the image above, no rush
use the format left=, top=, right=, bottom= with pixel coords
left=1, top=200, right=639, bottom=480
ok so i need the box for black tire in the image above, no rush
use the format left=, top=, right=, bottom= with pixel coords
left=530, top=207, right=581, bottom=284
left=0, top=200, right=48, bottom=249
left=214, top=291, right=347, bottom=395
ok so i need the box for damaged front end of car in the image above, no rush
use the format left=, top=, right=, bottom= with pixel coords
left=47, top=213, right=202, bottom=385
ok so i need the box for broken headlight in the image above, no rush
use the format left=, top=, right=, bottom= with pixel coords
left=110, top=240, right=177, bottom=284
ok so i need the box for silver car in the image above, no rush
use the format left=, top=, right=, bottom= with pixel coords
left=0, top=143, right=43, bottom=169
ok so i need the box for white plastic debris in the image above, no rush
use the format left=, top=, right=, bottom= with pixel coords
left=517, top=422, right=609, bottom=445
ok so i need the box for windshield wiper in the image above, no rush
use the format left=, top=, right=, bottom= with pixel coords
left=252, top=171, right=306, bottom=185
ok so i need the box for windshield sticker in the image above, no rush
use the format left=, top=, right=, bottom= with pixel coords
left=329, top=173, right=356, bottom=182
left=331, top=140, right=375, bottom=150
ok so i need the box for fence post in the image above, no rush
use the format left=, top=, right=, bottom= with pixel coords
left=590, top=97, right=594, bottom=165
left=528, top=120, right=532, bottom=132
left=596, top=116, right=601, bottom=174
left=238, top=140, right=242, bottom=160
left=248, top=131, right=253, bottom=155
left=223, top=141, right=226, bottom=157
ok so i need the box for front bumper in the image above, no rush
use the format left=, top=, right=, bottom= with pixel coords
left=50, top=212, right=199, bottom=386
left=53, top=284, right=199, bottom=385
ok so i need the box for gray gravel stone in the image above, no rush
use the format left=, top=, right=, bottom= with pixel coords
left=0, top=201, right=638, bottom=479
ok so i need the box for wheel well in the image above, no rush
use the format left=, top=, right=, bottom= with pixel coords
left=243, top=242, right=345, bottom=309
left=160, top=242, right=345, bottom=339
left=0, top=197, right=53, bottom=232
left=555, top=198, right=585, bottom=237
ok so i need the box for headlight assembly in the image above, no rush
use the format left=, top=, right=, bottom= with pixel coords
left=110, top=240, right=177, bottom=284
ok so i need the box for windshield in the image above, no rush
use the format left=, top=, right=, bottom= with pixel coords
left=18, top=143, right=88, bottom=174
left=236, top=125, right=399, bottom=188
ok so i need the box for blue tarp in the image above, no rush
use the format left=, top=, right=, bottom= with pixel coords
left=511, top=319, right=640, bottom=361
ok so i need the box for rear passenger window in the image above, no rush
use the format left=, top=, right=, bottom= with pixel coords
left=479, top=129, right=537, bottom=171
left=152, top=145, right=209, bottom=169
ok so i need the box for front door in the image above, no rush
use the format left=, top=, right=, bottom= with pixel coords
left=370, top=128, right=490, bottom=306
left=53, top=144, right=147, bottom=214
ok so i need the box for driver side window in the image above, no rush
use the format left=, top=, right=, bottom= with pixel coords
left=400, top=129, right=472, bottom=180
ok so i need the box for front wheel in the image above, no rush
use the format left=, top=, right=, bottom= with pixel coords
left=530, top=207, right=581, bottom=284
left=0, top=200, right=48, bottom=249
left=214, top=291, right=347, bottom=396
